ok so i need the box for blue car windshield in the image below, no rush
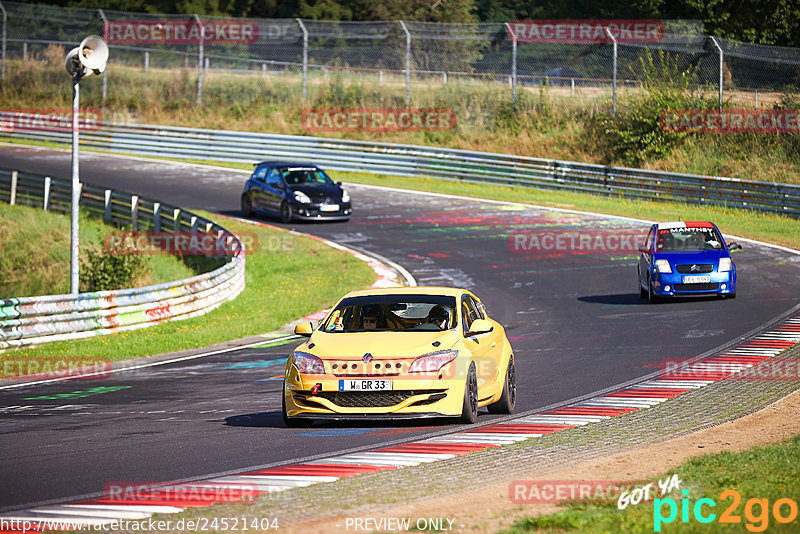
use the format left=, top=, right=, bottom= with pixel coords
left=320, top=295, right=457, bottom=333
left=656, top=227, right=724, bottom=252
left=281, top=167, right=333, bottom=186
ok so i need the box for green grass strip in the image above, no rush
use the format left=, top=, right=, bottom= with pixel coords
left=503, top=434, right=800, bottom=533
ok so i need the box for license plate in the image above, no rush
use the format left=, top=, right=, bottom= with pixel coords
left=339, top=379, right=392, bottom=391
left=684, top=275, right=711, bottom=283
left=320, top=204, right=339, bottom=212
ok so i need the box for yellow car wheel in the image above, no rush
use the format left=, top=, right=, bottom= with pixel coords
left=488, top=354, right=516, bottom=414
left=460, top=362, right=478, bottom=424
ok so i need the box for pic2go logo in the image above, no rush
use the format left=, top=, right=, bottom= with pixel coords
left=654, top=489, right=799, bottom=532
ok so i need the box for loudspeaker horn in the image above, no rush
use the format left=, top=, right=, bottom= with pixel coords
left=77, top=35, right=109, bottom=76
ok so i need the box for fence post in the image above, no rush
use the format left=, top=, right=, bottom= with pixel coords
left=604, top=27, right=617, bottom=117
left=205, top=56, right=209, bottom=79
left=104, top=189, right=112, bottom=222
left=1, top=1, right=6, bottom=84
left=98, top=9, right=108, bottom=101
left=153, top=202, right=161, bottom=232
left=22, top=41, right=26, bottom=61
left=144, top=51, right=149, bottom=72
left=43, top=176, right=51, bottom=210
left=296, top=18, right=308, bottom=104
left=194, top=14, right=203, bottom=106
left=399, top=21, right=411, bottom=105
left=710, top=36, right=723, bottom=110
left=130, top=195, right=139, bottom=232
left=504, top=23, right=517, bottom=109
left=9, top=169, right=17, bottom=205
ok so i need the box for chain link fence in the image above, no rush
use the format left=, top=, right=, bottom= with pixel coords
left=1, top=1, right=799, bottom=123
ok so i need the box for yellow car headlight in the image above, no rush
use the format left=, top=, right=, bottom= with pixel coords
left=291, top=351, right=324, bottom=374
left=409, top=350, right=457, bottom=373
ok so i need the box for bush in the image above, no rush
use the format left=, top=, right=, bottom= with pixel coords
left=80, top=247, right=147, bottom=293
left=597, top=49, right=710, bottom=166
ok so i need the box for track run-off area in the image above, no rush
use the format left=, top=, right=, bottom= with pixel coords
left=1, top=145, right=800, bottom=515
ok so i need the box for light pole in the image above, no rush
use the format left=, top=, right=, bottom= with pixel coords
left=65, top=35, right=108, bottom=294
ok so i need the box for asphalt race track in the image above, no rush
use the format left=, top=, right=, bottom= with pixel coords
left=2, top=146, right=800, bottom=511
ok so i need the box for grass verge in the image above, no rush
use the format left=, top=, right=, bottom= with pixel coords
left=503, top=434, right=800, bottom=533
left=0, top=203, right=194, bottom=297
left=1, top=212, right=376, bottom=370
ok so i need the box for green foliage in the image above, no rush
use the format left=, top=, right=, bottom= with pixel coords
left=80, top=247, right=147, bottom=293
left=597, top=50, right=708, bottom=166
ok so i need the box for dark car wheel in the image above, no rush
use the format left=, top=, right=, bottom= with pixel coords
left=647, top=275, right=659, bottom=304
left=461, top=362, right=478, bottom=424
left=488, top=355, right=516, bottom=414
left=280, top=201, right=293, bottom=224
left=282, top=386, right=313, bottom=428
left=639, top=268, right=647, bottom=299
left=241, top=194, right=254, bottom=217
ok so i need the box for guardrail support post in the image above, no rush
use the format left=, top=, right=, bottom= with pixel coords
left=399, top=21, right=411, bottom=105
left=173, top=208, right=181, bottom=232
left=98, top=9, right=108, bottom=101
left=710, top=36, right=724, bottom=110
left=9, top=169, right=17, bottom=205
left=190, top=215, right=198, bottom=232
left=604, top=27, right=617, bottom=117
left=43, top=176, right=51, bottom=210
left=296, top=18, right=308, bottom=104
left=153, top=202, right=161, bottom=232
left=104, top=189, right=112, bottom=222
left=131, top=195, right=139, bottom=232
left=194, top=14, right=203, bottom=106
left=504, top=23, right=517, bottom=109
left=0, top=1, right=6, bottom=84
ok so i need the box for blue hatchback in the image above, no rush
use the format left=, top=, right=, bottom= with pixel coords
left=241, top=162, right=352, bottom=223
left=637, top=221, right=741, bottom=302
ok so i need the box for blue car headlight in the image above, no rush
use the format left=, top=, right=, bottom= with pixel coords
left=654, top=259, right=672, bottom=274
left=718, top=258, right=732, bottom=272
left=293, top=191, right=312, bottom=204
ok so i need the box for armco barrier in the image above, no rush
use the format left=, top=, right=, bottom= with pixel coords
left=3, top=117, right=800, bottom=217
left=0, top=168, right=245, bottom=349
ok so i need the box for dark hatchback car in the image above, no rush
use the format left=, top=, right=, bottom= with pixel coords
left=241, top=162, right=352, bottom=223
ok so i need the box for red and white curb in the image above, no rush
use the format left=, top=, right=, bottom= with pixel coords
left=3, top=313, right=798, bottom=531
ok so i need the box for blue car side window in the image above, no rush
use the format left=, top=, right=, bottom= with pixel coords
left=253, top=166, right=268, bottom=182
left=266, top=168, right=281, bottom=186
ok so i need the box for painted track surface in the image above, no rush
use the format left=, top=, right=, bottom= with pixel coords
left=2, top=146, right=800, bottom=512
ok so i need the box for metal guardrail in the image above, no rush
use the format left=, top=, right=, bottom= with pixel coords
left=0, top=167, right=246, bottom=349
left=4, top=118, right=800, bottom=217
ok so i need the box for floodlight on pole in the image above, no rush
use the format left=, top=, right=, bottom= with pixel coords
left=65, top=35, right=108, bottom=294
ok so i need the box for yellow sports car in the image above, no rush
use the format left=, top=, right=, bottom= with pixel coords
left=282, top=287, right=516, bottom=426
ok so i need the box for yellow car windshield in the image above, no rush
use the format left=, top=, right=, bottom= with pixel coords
left=321, top=295, right=456, bottom=333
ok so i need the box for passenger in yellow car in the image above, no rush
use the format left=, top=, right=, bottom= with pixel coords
left=427, top=305, right=450, bottom=330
